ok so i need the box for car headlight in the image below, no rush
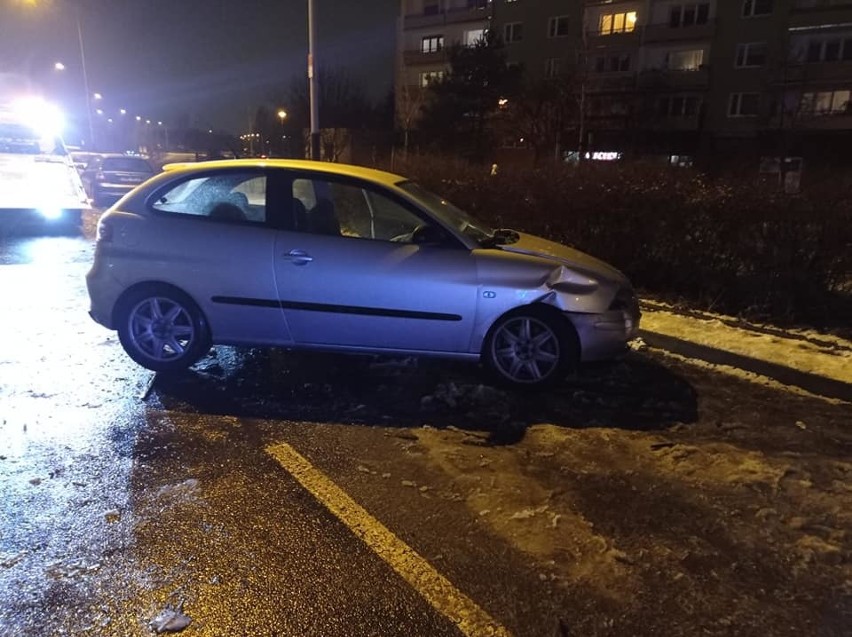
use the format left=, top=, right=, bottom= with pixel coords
left=37, top=206, right=63, bottom=220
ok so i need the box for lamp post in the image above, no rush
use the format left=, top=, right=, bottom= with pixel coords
left=277, top=109, right=287, bottom=157
left=308, top=0, right=320, bottom=160
left=158, top=121, right=169, bottom=152
left=74, top=3, right=95, bottom=149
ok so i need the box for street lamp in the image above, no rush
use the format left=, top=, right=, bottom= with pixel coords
left=277, top=109, right=288, bottom=157
left=15, top=1, right=93, bottom=147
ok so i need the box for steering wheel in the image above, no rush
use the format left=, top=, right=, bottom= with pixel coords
left=390, top=224, right=426, bottom=243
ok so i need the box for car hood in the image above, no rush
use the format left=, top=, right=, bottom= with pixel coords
left=496, top=231, right=628, bottom=285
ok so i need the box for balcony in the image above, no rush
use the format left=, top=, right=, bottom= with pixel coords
left=790, top=1, right=852, bottom=29
left=585, top=29, right=641, bottom=49
left=584, top=0, right=636, bottom=5
left=588, top=73, right=637, bottom=92
left=403, top=49, right=448, bottom=66
left=770, top=111, right=852, bottom=130
left=780, top=61, right=852, bottom=84
left=643, top=21, right=716, bottom=43
left=638, top=67, right=710, bottom=90
left=404, top=5, right=491, bottom=29
left=648, top=116, right=703, bottom=132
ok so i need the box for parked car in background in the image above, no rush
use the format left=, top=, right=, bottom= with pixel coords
left=69, top=150, right=102, bottom=176
left=86, top=159, right=639, bottom=388
left=82, top=154, right=155, bottom=207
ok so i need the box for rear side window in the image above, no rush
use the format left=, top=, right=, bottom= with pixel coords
left=152, top=171, right=267, bottom=223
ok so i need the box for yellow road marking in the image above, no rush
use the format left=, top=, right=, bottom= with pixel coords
left=266, top=442, right=512, bottom=637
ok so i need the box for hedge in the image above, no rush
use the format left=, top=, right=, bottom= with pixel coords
left=389, top=156, right=852, bottom=332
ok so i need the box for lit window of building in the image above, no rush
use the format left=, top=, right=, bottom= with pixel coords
left=421, top=35, right=444, bottom=53
left=800, top=89, right=851, bottom=115
left=666, top=49, right=704, bottom=70
left=599, top=12, right=638, bottom=35
left=464, top=29, right=486, bottom=46
left=419, top=70, right=445, bottom=87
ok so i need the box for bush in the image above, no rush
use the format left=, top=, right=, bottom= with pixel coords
left=389, top=156, right=852, bottom=330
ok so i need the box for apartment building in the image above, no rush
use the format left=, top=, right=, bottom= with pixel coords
left=396, top=0, right=491, bottom=129
left=397, top=0, right=852, bottom=166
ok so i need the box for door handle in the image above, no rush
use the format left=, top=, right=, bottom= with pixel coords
left=283, top=249, right=313, bottom=265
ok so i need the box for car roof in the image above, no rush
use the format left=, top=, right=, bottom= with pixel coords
left=160, top=159, right=406, bottom=187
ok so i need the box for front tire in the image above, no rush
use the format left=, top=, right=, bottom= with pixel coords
left=116, top=286, right=210, bottom=372
left=483, top=306, right=577, bottom=388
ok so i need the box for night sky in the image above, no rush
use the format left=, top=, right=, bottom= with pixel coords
left=0, top=0, right=398, bottom=137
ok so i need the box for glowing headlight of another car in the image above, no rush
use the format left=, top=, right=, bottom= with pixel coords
left=11, top=97, right=65, bottom=139
left=38, top=206, right=64, bottom=220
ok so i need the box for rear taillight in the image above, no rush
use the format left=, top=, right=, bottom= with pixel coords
left=96, top=218, right=113, bottom=243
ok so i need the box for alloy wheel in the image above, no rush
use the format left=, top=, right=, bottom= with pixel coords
left=490, top=315, right=561, bottom=384
left=127, top=296, right=196, bottom=363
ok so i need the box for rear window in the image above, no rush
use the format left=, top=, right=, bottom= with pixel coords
left=102, top=157, right=153, bottom=173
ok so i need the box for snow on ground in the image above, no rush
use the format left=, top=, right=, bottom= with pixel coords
left=639, top=299, right=852, bottom=386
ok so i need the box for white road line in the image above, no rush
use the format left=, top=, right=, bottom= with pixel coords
left=266, top=442, right=512, bottom=637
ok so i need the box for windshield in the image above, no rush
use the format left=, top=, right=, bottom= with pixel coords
left=0, top=123, right=65, bottom=156
left=397, top=181, right=494, bottom=243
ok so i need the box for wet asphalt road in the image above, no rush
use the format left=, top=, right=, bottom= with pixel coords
left=0, top=233, right=459, bottom=635
left=2, top=227, right=850, bottom=637
left=0, top=231, right=562, bottom=636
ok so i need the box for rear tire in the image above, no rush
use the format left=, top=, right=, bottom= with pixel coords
left=116, top=285, right=210, bottom=372
left=482, top=305, right=578, bottom=388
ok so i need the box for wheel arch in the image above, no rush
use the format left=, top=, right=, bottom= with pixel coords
left=480, top=302, right=582, bottom=391
left=481, top=302, right=580, bottom=358
left=111, top=280, right=210, bottom=336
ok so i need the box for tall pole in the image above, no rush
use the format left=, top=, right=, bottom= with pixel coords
left=308, top=0, right=321, bottom=160
left=75, top=3, right=95, bottom=149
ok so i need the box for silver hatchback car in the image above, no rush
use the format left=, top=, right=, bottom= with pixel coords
left=86, top=159, right=639, bottom=388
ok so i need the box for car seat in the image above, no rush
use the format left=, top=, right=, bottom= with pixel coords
left=293, top=198, right=309, bottom=231
left=226, top=191, right=249, bottom=210
left=307, top=198, right=341, bottom=236
left=207, top=202, right=246, bottom=222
